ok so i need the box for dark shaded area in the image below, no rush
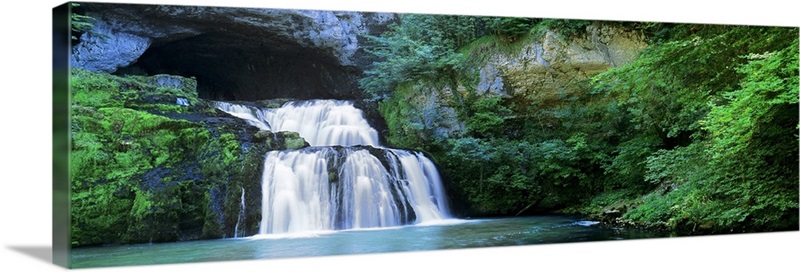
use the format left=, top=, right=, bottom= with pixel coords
left=353, top=99, right=389, bottom=145
left=123, top=30, right=363, bottom=101
left=8, top=246, right=52, bottom=264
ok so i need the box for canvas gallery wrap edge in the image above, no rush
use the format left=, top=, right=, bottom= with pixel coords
left=53, top=0, right=799, bottom=269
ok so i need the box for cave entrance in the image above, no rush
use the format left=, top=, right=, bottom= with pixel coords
left=118, top=31, right=362, bottom=101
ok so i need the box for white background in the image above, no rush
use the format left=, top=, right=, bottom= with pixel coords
left=1, top=0, right=798, bottom=271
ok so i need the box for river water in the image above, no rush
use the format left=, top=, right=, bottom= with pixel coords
left=70, top=215, right=664, bottom=268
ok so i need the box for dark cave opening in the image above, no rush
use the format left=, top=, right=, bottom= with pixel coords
left=118, top=31, right=364, bottom=101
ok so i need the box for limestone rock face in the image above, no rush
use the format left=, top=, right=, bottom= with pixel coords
left=414, top=23, right=647, bottom=140
left=70, top=20, right=151, bottom=73
left=70, top=3, right=396, bottom=100
left=478, top=24, right=647, bottom=97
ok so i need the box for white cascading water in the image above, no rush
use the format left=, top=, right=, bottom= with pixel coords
left=233, top=187, right=246, bottom=238
left=214, top=100, right=451, bottom=235
left=266, top=100, right=380, bottom=146
left=213, top=102, right=271, bottom=131
left=214, top=100, right=379, bottom=146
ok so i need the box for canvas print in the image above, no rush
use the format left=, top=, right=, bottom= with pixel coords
left=53, top=1, right=799, bottom=269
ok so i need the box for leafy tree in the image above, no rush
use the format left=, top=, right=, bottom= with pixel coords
left=593, top=25, right=799, bottom=233
left=464, top=96, right=512, bottom=138
left=359, top=14, right=485, bottom=99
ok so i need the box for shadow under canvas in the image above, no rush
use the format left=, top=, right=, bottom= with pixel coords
left=8, top=246, right=53, bottom=264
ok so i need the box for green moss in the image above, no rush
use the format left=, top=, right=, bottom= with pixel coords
left=378, top=82, right=428, bottom=149
left=281, top=132, right=307, bottom=149
left=70, top=88, right=215, bottom=245
left=255, top=130, right=309, bottom=150
left=71, top=69, right=200, bottom=114
left=69, top=69, right=272, bottom=245
left=71, top=107, right=205, bottom=183
left=136, top=103, right=188, bottom=113
left=201, top=191, right=223, bottom=238
left=130, top=190, right=153, bottom=220
left=70, top=182, right=135, bottom=246
left=70, top=69, right=129, bottom=108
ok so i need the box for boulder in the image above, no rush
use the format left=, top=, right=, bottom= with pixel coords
left=255, top=130, right=311, bottom=150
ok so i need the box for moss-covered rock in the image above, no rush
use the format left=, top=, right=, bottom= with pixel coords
left=282, top=132, right=309, bottom=149
left=69, top=69, right=270, bottom=246
left=254, top=130, right=310, bottom=150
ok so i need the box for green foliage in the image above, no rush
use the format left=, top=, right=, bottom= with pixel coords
left=438, top=132, right=600, bottom=215
left=440, top=137, right=525, bottom=214
left=592, top=26, right=796, bottom=143
left=371, top=17, right=798, bottom=234
left=70, top=3, right=95, bottom=40
left=367, top=15, right=627, bottom=216
left=560, top=188, right=639, bottom=215
left=377, top=82, right=431, bottom=149
left=537, top=19, right=592, bottom=38
left=704, top=41, right=799, bottom=160
left=604, top=135, right=661, bottom=190
left=695, top=37, right=798, bottom=232
left=484, top=17, right=537, bottom=41
left=457, top=35, right=528, bottom=64
left=360, top=15, right=598, bottom=100
left=592, top=25, right=799, bottom=233
left=359, top=14, right=484, bottom=98
left=464, top=96, right=512, bottom=138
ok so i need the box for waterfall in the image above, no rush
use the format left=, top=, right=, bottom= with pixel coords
left=213, top=102, right=271, bottom=131
left=233, top=187, right=246, bottom=238
left=215, top=100, right=451, bottom=235
left=265, top=100, right=379, bottom=146
left=213, top=100, right=379, bottom=146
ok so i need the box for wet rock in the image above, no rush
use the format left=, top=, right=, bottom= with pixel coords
left=255, top=130, right=311, bottom=150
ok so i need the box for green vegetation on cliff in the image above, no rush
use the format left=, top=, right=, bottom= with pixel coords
left=362, top=16, right=799, bottom=234
left=69, top=70, right=267, bottom=246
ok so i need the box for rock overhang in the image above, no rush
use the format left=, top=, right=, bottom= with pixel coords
left=70, top=3, right=396, bottom=101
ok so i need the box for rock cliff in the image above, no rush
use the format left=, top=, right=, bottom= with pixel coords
left=477, top=24, right=646, bottom=97
left=389, top=23, right=647, bottom=141
left=70, top=3, right=395, bottom=100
